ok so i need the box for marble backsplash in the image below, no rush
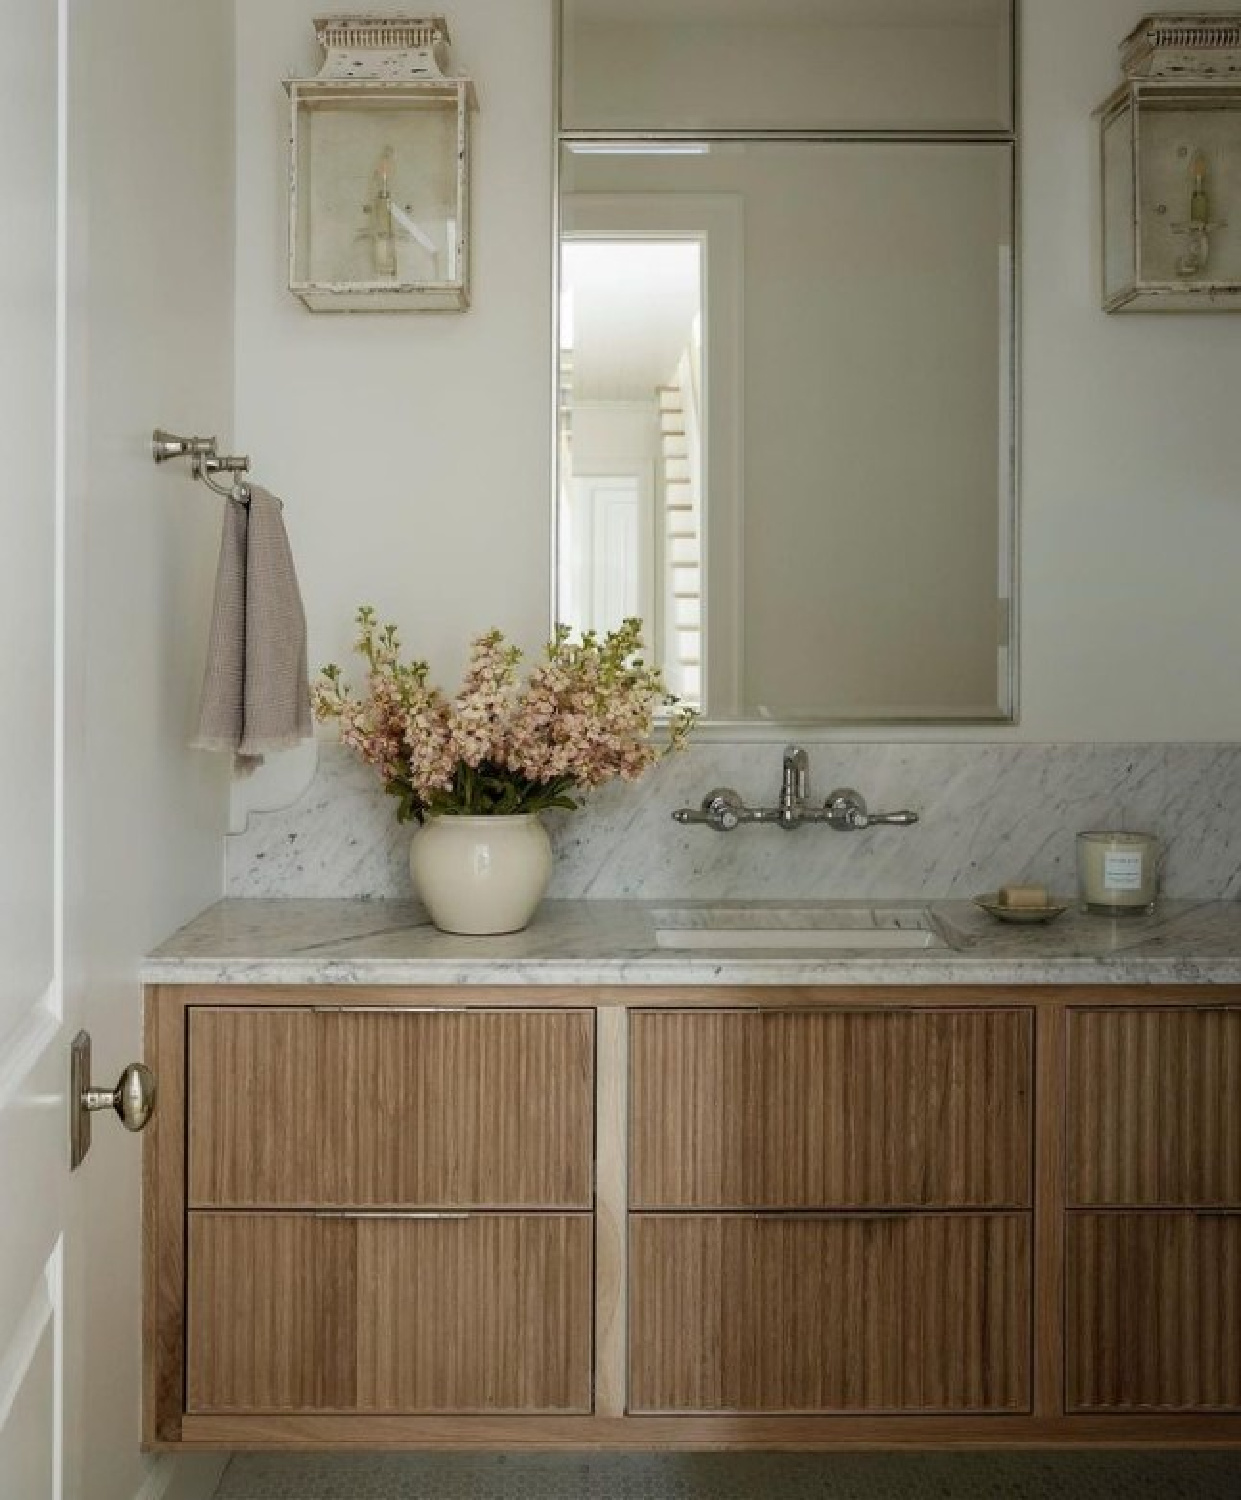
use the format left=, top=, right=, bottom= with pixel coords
left=226, top=741, right=1241, bottom=903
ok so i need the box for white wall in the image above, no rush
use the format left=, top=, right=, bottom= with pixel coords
left=563, top=5, right=1010, bottom=133
left=68, top=1, right=234, bottom=1496
left=1021, top=0, right=1241, bottom=741
left=573, top=402, right=660, bottom=471
left=233, top=0, right=1241, bottom=742
left=234, top=0, right=554, bottom=688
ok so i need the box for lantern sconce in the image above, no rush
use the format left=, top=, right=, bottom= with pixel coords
left=286, top=14, right=477, bottom=312
left=1097, top=13, right=1241, bottom=312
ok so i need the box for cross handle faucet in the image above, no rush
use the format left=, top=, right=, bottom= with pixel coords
left=671, top=745, right=919, bottom=834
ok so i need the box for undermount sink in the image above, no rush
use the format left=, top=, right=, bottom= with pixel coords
left=652, top=904, right=950, bottom=953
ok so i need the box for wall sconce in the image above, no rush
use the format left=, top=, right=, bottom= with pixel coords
left=1097, top=13, right=1241, bottom=312
left=286, top=14, right=477, bottom=312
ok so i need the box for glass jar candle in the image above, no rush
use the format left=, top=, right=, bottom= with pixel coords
left=1076, top=830, right=1159, bottom=916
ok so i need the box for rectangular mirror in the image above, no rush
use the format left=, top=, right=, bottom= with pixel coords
left=556, top=2, right=1017, bottom=726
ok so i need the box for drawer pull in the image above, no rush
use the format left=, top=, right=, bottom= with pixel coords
left=313, top=1211, right=472, bottom=1221
left=311, top=1006, right=475, bottom=1015
left=308, top=1006, right=591, bottom=1016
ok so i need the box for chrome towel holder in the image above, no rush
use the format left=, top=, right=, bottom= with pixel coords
left=152, top=427, right=252, bottom=503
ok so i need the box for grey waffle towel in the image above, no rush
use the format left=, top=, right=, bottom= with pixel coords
left=194, top=485, right=312, bottom=774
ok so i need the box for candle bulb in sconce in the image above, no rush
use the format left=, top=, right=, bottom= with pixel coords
left=359, top=146, right=443, bottom=282
left=1191, top=151, right=1210, bottom=227
left=365, top=145, right=398, bottom=278
left=1076, top=830, right=1159, bottom=916
left=1175, top=147, right=1223, bottom=279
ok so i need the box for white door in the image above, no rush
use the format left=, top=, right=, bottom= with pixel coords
left=586, top=476, right=642, bottom=632
left=573, top=472, right=656, bottom=637
left=0, top=1, right=74, bottom=1495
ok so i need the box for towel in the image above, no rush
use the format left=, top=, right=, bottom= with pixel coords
left=194, top=484, right=312, bottom=774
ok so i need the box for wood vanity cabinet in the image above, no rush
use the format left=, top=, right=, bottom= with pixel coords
left=143, top=986, right=1241, bottom=1450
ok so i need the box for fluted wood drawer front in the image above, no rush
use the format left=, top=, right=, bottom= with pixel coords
left=1068, top=1008, right=1241, bottom=1207
left=631, top=1009, right=1031, bottom=1209
left=629, top=1213, right=1031, bottom=1413
left=1066, top=1213, right=1241, bottom=1412
left=188, top=1008, right=594, bottom=1208
left=187, top=1212, right=593, bottom=1414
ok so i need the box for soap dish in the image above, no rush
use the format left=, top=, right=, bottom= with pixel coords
left=974, top=894, right=1070, bottom=925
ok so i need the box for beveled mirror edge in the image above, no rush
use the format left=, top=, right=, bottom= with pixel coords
left=550, top=0, right=1022, bottom=731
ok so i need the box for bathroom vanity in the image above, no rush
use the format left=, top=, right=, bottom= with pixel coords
left=142, top=899, right=1241, bottom=1451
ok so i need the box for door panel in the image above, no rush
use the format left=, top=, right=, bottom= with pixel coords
left=631, top=1009, right=1032, bottom=1209
left=0, top=1314, right=56, bottom=1500
left=629, top=1213, right=1031, bottom=1413
left=0, top=0, right=57, bottom=1052
left=1068, top=1008, right=1241, bottom=1207
left=188, top=1008, right=595, bottom=1209
left=0, top=0, right=65, bottom=1489
left=1067, top=1212, right=1241, bottom=1412
left=187, top=1213, right=594, bottom=1414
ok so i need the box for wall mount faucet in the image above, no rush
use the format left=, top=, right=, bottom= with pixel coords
left=672, top=745, right=919, bottom=834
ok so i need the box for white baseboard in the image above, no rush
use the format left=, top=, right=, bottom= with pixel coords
left=133, top=1454, right=229, bottom=1500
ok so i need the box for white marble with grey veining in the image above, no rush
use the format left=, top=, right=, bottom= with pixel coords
left=226, top=741, right=1241, bottom=904
left=143, top=896, right=1241, bottom=987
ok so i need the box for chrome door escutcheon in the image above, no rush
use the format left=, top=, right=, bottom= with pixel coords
left=70, top=1030, right=157, bottom=1170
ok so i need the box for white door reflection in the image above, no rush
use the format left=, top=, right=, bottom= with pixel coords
left=558, top=238, right=704, bottom=709
left=572, top=473, right=649, bottom=634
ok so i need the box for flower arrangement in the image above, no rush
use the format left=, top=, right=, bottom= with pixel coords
left=313, top=607, right=696, bottom=824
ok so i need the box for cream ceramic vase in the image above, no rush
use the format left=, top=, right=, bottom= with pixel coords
left=409, top=814, right=553, bottom=935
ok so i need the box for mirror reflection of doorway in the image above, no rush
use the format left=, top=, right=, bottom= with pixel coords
left=569, top=471, right=651, bottom=634
left=558, top=238, right=704, bottom=709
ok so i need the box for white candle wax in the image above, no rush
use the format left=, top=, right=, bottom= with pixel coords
left=1076, top=830, right=1158, bottom=915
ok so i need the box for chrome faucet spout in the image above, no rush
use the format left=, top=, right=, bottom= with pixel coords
left=779, top=745, right=810, bottom=828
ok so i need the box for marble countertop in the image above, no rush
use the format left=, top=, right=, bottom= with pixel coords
left=142, top=897, right=1241, bottom=987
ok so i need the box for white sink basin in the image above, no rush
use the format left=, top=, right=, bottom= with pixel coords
left=652, top=905, right=950, bottom=953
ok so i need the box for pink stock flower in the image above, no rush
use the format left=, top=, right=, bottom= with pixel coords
left=314, top=609, right=696, bottom=823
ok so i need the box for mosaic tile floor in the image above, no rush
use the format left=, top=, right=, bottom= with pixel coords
left=215, top=1451, right=1241, bottom=1499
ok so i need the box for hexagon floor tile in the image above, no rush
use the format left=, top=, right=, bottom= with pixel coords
left=214, top=1451, right=1241, bottom=1499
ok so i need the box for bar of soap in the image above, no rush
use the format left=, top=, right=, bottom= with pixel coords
left=998, top=884, right=1049, bottom=908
